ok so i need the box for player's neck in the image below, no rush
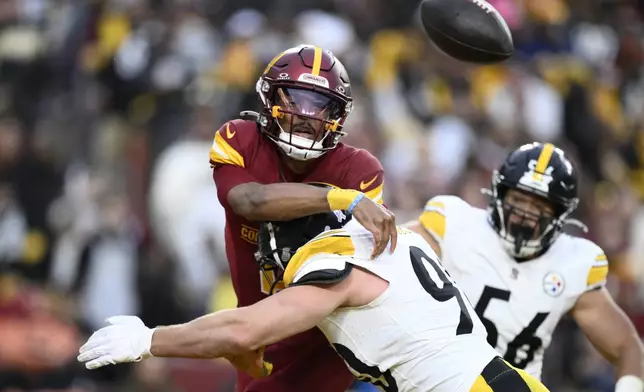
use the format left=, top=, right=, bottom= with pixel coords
left=280, top=154, right=316, bottom=175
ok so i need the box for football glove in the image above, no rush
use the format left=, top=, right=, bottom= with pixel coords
left=77, top=315, right=155, bottom=370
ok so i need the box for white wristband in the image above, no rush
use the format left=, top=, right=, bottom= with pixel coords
left=616, top=375, right=644, bottom=392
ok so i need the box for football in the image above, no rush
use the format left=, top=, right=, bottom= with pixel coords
left=419, top=0, right=514, bottom=64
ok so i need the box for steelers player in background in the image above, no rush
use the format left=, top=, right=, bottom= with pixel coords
left=405, top=142, right=644, bottom=392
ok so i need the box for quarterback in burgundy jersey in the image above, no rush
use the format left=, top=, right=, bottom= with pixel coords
left=209, top=45, right=396, bottom=392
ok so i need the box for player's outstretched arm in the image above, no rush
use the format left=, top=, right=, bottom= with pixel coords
left=77, top=283, right=348, bottom=371
left=227, top=181, right=344, bottom=221
left=571, top=288, right=644, bottom=392
left=151, top=282, right=346, bottom=358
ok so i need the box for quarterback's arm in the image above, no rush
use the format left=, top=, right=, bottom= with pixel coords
left=226, top=150, right=389, bottom=221
left=150, top=282, right=348, bottom=359
left=225, top=180, right=352, bottom=221
left=210, top=121, right=366, bottom=221
left=571, top=288, right=644, bottom=389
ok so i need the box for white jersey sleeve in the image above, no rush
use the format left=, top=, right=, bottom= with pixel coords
left=584, top=245, right=609, bottom=292
left=418, top=195, right=471, bottom=245
left=417, top=195, right=476, bottom=271
left=564, top=237, right=610, bottom=296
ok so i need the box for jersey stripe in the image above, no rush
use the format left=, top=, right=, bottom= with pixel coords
left=419, top=211, right=446, bottom=240
left=364, top=181, right=384, bottom=204
left=587, top=265, right=609, bottom=287
left=284, top=234, right=355, bottom=286
left=425, top=200, right=445, bottom=213
left=587, top=253, right=609, bottom=288
left=209, top=125, right=245, bottom=168
left=419, top=200, right=446, bottom=241
left=532, top=143, right=554, bottom=180
left=594, top=253, right=608, bottom=264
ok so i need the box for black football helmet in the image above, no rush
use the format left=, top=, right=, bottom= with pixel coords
left=255, top=210, right=353, bottom=294
left=484, top=142, right=585, bottom=260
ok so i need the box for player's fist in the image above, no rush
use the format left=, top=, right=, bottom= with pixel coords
left=77, top=315, right=155, bottom=370
left=352, top=198, right=397, bottom=259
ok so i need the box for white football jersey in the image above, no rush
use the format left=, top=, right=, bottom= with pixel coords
left=282, top=220, right=499, bottom=392
left=418, top=195, right=609, bottom=379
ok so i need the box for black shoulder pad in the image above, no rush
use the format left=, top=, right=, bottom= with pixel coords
left=290, top=264, right=353, bottom=287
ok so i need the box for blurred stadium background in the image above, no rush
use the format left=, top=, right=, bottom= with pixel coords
left=0, top=0, right=643, bottom=391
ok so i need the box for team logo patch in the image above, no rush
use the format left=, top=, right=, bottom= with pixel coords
left=543, top=271, right=565, bottom=297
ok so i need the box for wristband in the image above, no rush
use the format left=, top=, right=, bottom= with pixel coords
left=616, top=375, right=644, bottom=392
left=347, top=193, right=365, bottom=213
left=327, top=188, right=364, bottom=211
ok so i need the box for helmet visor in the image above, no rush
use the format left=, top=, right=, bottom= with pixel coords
left=276, top=87, right=343, bottom=122
left=272, top=87, right=345, bottom=151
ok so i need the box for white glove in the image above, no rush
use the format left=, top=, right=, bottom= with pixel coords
left=77, top=315, right=156, bottom=370
left=615, top=375, right=644, bottom=392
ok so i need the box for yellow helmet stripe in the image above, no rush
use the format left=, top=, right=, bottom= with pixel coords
left=263, top=51, right=286, bottom=74
left=311, top=46, right=323, bottom=76
left=533, top=143, right=555, bottom=179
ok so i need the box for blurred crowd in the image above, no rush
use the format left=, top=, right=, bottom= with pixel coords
left=0, top=0, right=643, bottom=391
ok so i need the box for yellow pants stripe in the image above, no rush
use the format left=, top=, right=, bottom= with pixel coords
left=470, top=357, right=550, bottom=392
left=470, top=375, right=494, bottom=392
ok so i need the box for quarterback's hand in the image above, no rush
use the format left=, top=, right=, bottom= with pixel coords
left=77, top=316, right=155, bottom=370
left=353, top=198, right=397, bottom=259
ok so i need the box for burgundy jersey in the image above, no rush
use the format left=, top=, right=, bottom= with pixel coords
left=209, top=119, right=385, bottom=392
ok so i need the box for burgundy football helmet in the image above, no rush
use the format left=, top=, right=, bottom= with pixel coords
left=255, top=45, right=353, bottom=161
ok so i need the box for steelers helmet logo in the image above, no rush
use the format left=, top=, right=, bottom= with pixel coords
left=543, top=271, right=565, bottom=297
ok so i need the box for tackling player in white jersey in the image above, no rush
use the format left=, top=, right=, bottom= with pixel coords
left=77, top=207, right=548, bottom=391
left=405, top=142, right=644, bottom=392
